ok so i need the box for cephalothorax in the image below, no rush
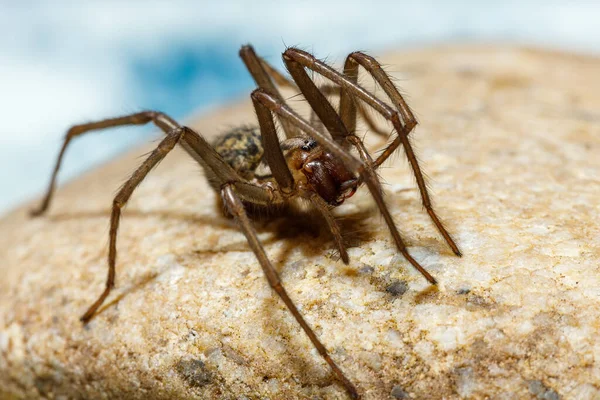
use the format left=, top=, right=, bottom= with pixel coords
left=31, top=45, right=461, bottom=399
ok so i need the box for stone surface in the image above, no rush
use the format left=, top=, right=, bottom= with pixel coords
left=1, top=46, right=600, bottom=399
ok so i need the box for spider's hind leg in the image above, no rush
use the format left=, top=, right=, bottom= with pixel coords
left=221, top=184, right=359, bottom=399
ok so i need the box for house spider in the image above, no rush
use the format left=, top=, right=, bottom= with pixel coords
left=31, top=45, right=461, bottom=399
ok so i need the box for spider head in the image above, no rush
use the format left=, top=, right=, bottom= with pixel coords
left=285, top=138, right=358, bottom=206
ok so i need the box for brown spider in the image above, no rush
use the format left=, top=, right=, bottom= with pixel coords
left=31, top=45, right=461, bottom=399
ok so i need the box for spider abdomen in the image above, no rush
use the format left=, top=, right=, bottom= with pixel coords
left=213, top=125, right=264, bottom=180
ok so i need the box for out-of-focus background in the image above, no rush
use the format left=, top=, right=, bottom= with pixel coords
left=1, top=1, right=599, bottom=215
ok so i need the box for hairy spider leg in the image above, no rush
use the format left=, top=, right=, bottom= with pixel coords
left=250, top=92, right=350, bottom=263
left=239, top=45, right=300, bottom=139
left=306, top=191, right=350, bottom=263
left=252, top=88, right=437, bottom=285
left=282, top=48, right=461, bottom=257
left=30, top=111, right=243, bottom=217
left=222, top=185, right=359, bottom=399
left=31, top=112, right=275, bottom=319
left=242, top=44, right=388, bottom=138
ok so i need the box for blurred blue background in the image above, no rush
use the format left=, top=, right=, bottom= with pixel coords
left=1, top=1, right=599, bottom=215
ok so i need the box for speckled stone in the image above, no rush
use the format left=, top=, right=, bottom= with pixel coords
left=1, top=46, right=599, bottom=399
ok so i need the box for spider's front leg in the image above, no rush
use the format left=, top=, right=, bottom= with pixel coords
left=78, top=120, right=265, bottom=322
left=31, top=112, right=177, bottom=217
left=81, top=125, right=189, bottom=322
left=282, top=48, right=462, bottom=257
left=239, top=44, right=388, bottom=139
left=31, top=109, right=254, bottom=323
left=221, top=184, right=359, bottom=399
left=252, top=88, right=437, bottom=285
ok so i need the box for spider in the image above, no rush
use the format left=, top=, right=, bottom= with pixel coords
left=31, top=44, right=461, bottom=399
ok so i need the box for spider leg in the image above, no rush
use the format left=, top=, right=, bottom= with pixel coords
left=252, top=88, right=436, bottom=284
left=239, top=45, right=300, bottom=139
left=250, top=85, right=349, bottom=263
left=33, top=109, right=285, bottom=321
left=282, top=48, right=461, bottom=257
left=258, top=52, right=298, bottom=90
left=251, top=91, right=295, bottom=193
left=320, top=84, right=389, bottom=138
left=221, top=184, right=359, bottom=399
left=80, top=125, right=186, bottom=322
left=241, top=45, right=332, bottom=137
left=30, top=111, right=244, bottom=216
left=340, top=52, right=416, bottom=168
left=249, top=82, right=349, bottom=262
left=305, top=191, right=349, bottom=264
left=241, top=45, right=386, bottom=139
left=257, top=67, right=385, bottom=139
left=78, top=122, right=284, bottom=322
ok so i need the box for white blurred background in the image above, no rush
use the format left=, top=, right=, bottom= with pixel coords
left=1, top=0, right=599, bottom=215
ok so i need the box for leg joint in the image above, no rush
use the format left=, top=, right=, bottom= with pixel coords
left=271, top=281, right=283, bottom=292
left=66, top=126, right=81, bottom=139
left=113, top=199, right=125, bottom=209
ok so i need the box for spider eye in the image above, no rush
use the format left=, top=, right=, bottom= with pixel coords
left=301, top=139, right=317, bottom=151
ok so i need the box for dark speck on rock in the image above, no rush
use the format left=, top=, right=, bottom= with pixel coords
left=34, top=375, right=54, bottom=396
left=386, top=280, right=408, bottom=297
left=176, top=359, right=212, bottom=388
left=457, top=288, right=470, bottom=295
left=467, top=294, right=490, bottom=309
left=358, top=264, right=374, bottom=274
left=391, top=384, right=409, bottom=399
left=528, top=380, right=560, bottom=400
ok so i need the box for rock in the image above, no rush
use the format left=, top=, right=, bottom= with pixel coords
left=391, top=384, right=409, bottom=399
left=1, top=46, right=599, bottom=399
